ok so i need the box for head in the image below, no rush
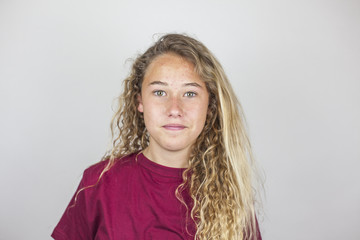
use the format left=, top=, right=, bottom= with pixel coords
left=113, top=33, right=234, bottom=157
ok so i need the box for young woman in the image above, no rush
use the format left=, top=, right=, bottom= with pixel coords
left=52, top=34, right=262, bottom=240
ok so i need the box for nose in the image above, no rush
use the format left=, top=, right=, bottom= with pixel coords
left=167, top=96, right=183, bottom=117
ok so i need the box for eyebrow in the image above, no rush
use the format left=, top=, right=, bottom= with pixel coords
left=148, top=81, right=203, bottom=88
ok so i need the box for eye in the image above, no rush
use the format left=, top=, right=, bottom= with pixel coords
left=153, top=90, right=166, bottom=97
left=184, top=92, right=196, bottom=97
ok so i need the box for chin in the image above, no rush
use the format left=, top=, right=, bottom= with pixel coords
left=164, top=146, right=188, bottom=152
left=163, top=142, right=190, bottom=152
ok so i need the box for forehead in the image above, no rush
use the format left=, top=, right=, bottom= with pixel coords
left=143, top=53, right=204, bottom=86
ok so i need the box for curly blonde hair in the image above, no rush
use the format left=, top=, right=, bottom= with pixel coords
left=101, top=33, right=261, bottom=239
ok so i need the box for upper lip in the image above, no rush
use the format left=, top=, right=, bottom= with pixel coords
left=163, top=124, right=186, bottom=128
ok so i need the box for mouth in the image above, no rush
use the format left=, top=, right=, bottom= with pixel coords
left=162, top=124, right=186, bottom=131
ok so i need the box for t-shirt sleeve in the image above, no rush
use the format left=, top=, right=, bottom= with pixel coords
left=255, top=216, right=262, bottom=240
left=251, top=216, right=262, bottom=240
left=51, top=164, right=103, bottom=240
left=244, top=215, right=262, bottom=240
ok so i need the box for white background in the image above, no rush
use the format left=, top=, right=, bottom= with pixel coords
left=1, top=0, right=359, bottom=239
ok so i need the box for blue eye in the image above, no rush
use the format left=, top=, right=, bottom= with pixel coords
left=154, top=90, right=166, bottom=96
left=184, top=92, right=196, bottom=97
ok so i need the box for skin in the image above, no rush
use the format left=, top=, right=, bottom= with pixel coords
left=137, top=53, right=209, bottom=168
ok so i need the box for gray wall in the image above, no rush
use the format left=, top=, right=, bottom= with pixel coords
left=1, top=0, right=359, bottom=239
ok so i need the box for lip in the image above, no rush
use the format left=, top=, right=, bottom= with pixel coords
left=162, top=124, right=186, bottom=131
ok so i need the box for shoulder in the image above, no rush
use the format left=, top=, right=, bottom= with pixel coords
left=81, top=152, right=139, bottom=187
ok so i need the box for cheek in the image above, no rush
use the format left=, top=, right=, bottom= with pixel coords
left=201, top=110, right=208, bottom=127
left=142, top=106, right=159, bottom=129
left=192, top=106, right=208, bottom=127
left=201, top=99, right=210, bottom=120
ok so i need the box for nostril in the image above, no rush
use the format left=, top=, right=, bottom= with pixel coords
left=168, top=107, right=182, bottom=117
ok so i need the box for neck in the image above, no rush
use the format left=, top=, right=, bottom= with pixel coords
left=143, top=145, right=190, bottom=168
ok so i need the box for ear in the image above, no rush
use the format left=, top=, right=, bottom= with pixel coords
left=137, top=94, right=144, bottom=113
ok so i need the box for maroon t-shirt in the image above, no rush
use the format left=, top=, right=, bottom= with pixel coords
left=52, top=152, right=196, bottom=239
left=52, top=152, right=261, bottom=239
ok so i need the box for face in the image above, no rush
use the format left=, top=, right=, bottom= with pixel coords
left=137, top=53, right=209, bottom=156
